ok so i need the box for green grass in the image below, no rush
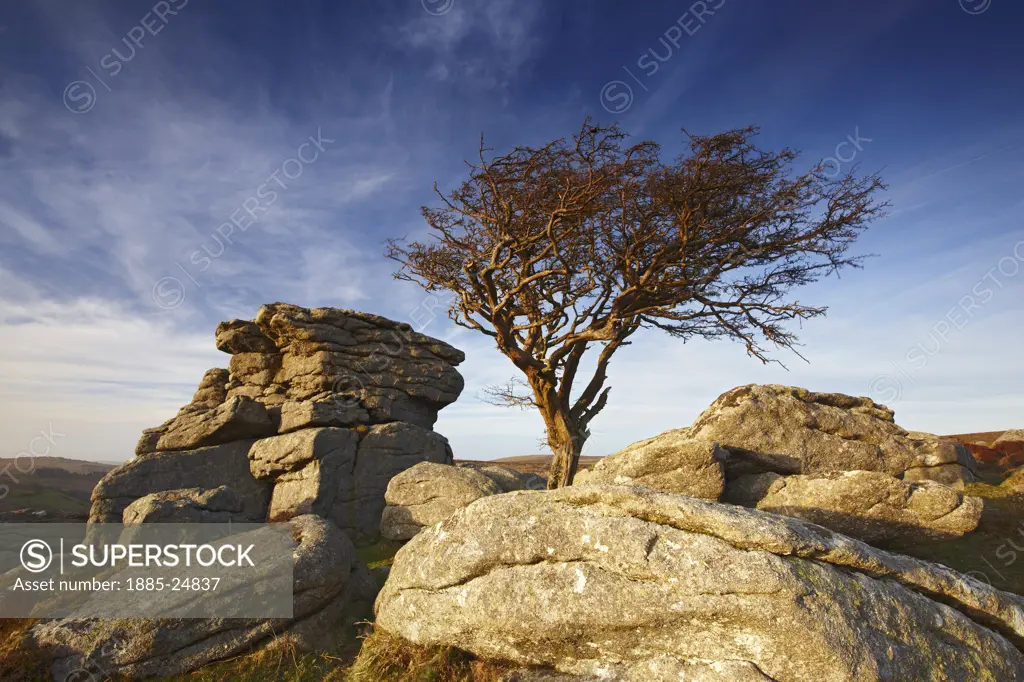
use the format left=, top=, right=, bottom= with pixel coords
left=894, top=482, right=1024, bottom=595
left=0, top=484, right=90, bottom=514
left=355, top=538, right=405, bottom=570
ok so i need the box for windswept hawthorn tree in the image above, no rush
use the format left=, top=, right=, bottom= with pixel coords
left=386, top=121, right=887, bottom=488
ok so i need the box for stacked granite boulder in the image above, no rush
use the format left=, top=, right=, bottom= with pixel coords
left=578, top=384, right=984, bottom=546
left=686, top=385, right=979, bottom=486
left=89, top=302, right=465, bottom=541
left=380, top=461, right=546, bottom=541
left=375, top=486, right=1024, bottom=681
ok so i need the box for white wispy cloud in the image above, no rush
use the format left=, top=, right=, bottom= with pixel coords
left=1, top=0, right=1020, bottom=467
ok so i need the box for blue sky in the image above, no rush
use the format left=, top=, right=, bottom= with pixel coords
left=0, top=0, right=1022, bottom=463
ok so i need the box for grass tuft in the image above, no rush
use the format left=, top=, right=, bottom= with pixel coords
left=160, top=633, right=352, bottom=681
left=345, top=626, right=512, bottom=682
left=0, top=618, right=49, bottom=682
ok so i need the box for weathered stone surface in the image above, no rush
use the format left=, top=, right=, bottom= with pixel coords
left=249, top=303, right=465, bottom=426
left=141, top=304, right=466, bottom=440
left=153, top=396, right=276, bottom=452
left=574, top=433, right=726, bottom=500
left=340, top=423, right=454, bottom=540
left=501, top=671, right=601, bottom=682
left=32, top=515, right=377, bottom=680
left=381, top=462, right=503, bottom=541
left=722, top=472, right=785, bottom=507
left=89, top=440, right=271, bottom=523
left=459, top=463, right=547, bottom=493
left=249, top=427, right=358, bottom=478
left=244, top=422, right=454, bottom=541
left=249, top=427, right=359, bottom=523
left=376, top=485, right=1024, bottom=681
left=278, top=397, right=370, bottom=432
left=751, top=470, right=983, bottom=545
left=1003, top=466, right=1024, bottom=493
left=134, top=419, right=173, bottom=456
left=117, top=304, right=465, bottom=543
left=215, top=318, right=277, bottom=354
left=685, top=384, right=978, bottom=485
left=229, top=352, right=282, bottom=386
left=121, top=485, right=246, bottom=524
left=995, top=430, right=1024, bottom=465
left=191, top=368, right=230, bottom=407
left=902, top=462, right=974, bottom=490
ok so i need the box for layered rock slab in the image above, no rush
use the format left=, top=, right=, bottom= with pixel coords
left=136, top=302, right=466, bottom=456
left=376, top=485, right=1024, bottom=682
left=121, top=485, right=247, bottom=524
left=574, top=431, right=726, bottom=500
left=742, top=470, right=983, bottom=545
left=89, top=440, right=271, bottom=524
left=249, top=423, right=453, bottom=540
left=31, top=515, right=377, bottom=680
left=685, top=384, right=978, bottom=486
left=380, top=462, right=503, bottom=541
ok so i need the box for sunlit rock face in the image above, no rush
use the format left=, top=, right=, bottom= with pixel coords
left=90, top=302, right=464, bottom=541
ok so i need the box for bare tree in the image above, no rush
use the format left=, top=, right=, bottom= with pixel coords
left=386, top=120, right=887, bottom=488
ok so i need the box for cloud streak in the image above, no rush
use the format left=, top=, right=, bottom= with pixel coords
left=1, top=0, right=1022, bottom=463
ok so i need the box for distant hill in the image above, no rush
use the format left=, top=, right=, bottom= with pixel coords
left=0, top=456, right=115, bottom=514
left=458, top=454, right=604, bottom=477
left=942, top=431, right=1009, bottom=446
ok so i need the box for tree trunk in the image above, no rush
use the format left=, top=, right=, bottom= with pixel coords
left=544, top=408, right=587, bottom=489
left=547, top=433, right=585, bottom=488
left=527, top=372, right=588, bottom=489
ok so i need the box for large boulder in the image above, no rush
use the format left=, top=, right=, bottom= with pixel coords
left=31, top=515, right=377, bottom=680
left=995, top=430, right=1024, bottom=466
left=747, top=470, right=983, bottom=545
left=89, top=440, right=272, bottom=523
left=458, top=462, right=547, bottom=492
left=94, top=304, right=466, bottom=541
left=141, top=395, right=276, bottom=454
left=138, top=303, right=466, bottom=450
left=574, top=432, right=726, bottom=500
left=685, top=385, right=978, bottom=486
left=249, top=427, right=360, bottom=524
left=380, top=462, right=502, bottom=541
left=121, top=485, right=246, bottom=524
left=246, top=423, right=454, bottom=541
left=376, top=485, right=1024, bottom=681
left=344, top=422, right=454, bottom=539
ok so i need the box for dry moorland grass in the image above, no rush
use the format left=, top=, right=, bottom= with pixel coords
left=154, top=626, right=515, bottom=682
left=344, top=627, right=513, bottom=682
left=159, top=635, right=351, bottom=682
left=0, top=618, right=49, bottom=682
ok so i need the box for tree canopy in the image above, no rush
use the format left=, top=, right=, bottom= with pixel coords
left=387, top=120, right=887, bottom=487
